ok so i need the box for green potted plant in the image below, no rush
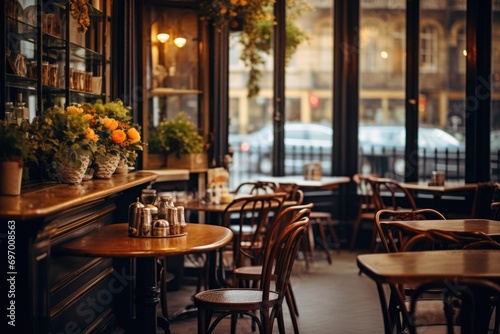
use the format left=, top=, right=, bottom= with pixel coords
left=30, top=104, right=98, bottom=184
left=0, top=120, right=34, bottom=195
left=157, top=112, right=207, bottom=170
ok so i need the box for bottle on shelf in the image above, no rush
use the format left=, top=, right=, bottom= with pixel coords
left=14, top=93, right=29, bottom=124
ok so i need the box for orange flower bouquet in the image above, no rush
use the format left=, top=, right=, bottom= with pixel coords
left=85, top=100, right=142, bottom=177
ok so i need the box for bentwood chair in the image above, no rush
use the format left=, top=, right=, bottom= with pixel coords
left=470, top=182, right=499, bottom=218
left=369, top=177, right=418, bottom=252
left=375, top=209, right=495, bottom=334
left=194, top=217, right=310, bottom=334
left=232, top=181, right=278, bottom=195
left=350, top=173, right=378, bottom=250
left=491, top=201, right=500, bottom=220
left=407, top=278, right=500, bottom=334
left=218, top=192, right=287, bottom=287
left=234, top=203, right=314, bottom=334
left=275, top=182, right=338, bottom=266
left=375, top=208, right=446, bottom=253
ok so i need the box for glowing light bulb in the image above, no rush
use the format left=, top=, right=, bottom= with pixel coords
left=174, top=37, right=187, bottom=48
left=157, top=33, right=170, bottom=43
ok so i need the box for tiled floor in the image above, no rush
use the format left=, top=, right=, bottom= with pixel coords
left=161, top=250, right=384, bottom=333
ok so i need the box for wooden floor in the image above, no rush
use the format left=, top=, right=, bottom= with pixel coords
left=160, top=250, right=384, bottom=333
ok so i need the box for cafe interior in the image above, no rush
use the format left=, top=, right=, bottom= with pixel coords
left=3, top=0, right=500, bottom=333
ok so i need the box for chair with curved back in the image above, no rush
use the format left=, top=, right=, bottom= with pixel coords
left=194, top=217, right=310, bottom=334
left=491, top=201, right=500, bottom=220
left=350, top=173, right=378, bottom=250
left=232, top=181, right=278, bottom=195
left=369, top=177, right=418, bottom=252
left=407, top=278, right=500, bottom=334
left=234, top=203, right=314, bottom=334
left=274, top=182, right=303, bottom=204
left=470, top=182, right=499, bottom=218
left=374, top=208, right=496, bottom=333
left=275, top=182, right=339, bottom=267
left=218, top=192, right=288, bottom=287
left=375, top=208, right=447, bottom=253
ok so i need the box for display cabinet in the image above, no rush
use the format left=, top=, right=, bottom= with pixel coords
left=1, top=0, right=111, bottom=122
left=141, top=2, right=209, bottom=169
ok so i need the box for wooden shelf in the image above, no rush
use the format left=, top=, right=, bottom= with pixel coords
left=149, top=88, right=202, bottom=97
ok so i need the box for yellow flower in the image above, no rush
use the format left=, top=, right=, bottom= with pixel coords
left=85, top=128, right=99, bottom=142
left=67, top=105, right=83, bottom=115
left=111, top=129, right=126, bottom=143
left=83, top=114, right=93, bottom=121
left=103, top=117, right=119, bottom=131
left=127, top=128, right=141, bottom=143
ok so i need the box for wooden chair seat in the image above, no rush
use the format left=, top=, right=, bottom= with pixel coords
left=195, top=288, right=279, bottom=309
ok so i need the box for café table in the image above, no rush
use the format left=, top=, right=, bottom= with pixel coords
left=399, top=181, right=479, bottom=216
left=399, top=180, right=478, bottom=194
left=257, top=175, right=351, bottom=190
left=60, top=223, right=233, bottom=334
left=357, top=250, right=500, bottom=334
left=379, top=218, right=500, bottom=241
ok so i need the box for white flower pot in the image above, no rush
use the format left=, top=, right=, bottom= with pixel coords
left=54, top=155, right=90, bottom=184
left=95, top=153, right=121, bottom=179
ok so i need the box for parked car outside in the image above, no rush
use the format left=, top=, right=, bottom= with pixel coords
left=231, top=122, right=465, bottom=179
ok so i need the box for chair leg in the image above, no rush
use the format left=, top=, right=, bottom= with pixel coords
left=285, top=285, right=300, bottom=334
left=315, top=218, right=332, bottom=264
left=286, top=282, right=299, bottom=316
left=350, top=213, right=363, bottom=250
left=230, top=312, right=238, bottom=334
left=325, top=217, right=341, bottom=253
left=197, top=307, right=207, bottom=334
left=369, top=222, right=379, bottom=253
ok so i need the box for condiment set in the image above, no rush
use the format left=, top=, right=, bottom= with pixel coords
left=128, top=189, right=187, bottom=237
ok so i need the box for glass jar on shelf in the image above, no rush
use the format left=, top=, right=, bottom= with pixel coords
left=41, top=61, right=50, bottom=86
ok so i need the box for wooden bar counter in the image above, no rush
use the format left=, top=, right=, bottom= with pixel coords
left=0, top=171, right=158, bottom=334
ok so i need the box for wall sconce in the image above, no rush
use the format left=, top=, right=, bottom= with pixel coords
left=173, top=37, right=187, bottom=48
left=157, top=33, right=170, bottom=43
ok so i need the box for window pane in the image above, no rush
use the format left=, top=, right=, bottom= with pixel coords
left=359, top=1, right=466, bottom=181
left=228, top=1, right=334, bottom=185
left=492, top=6, right=500, bottom=181
left=359, top=1, right=406, bottom=177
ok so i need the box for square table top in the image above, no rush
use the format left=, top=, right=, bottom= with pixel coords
left=357, top=249, right=500, bottom=285
left=257, top=175, right=350, bottom=190
left=379, top=218, right=500, bottom=239
left=399, top=181, right=478, bottom=193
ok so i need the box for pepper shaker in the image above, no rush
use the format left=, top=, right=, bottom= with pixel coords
left=128, top=197, right=144, bottom=236
left=177, top=206, right=187, bottom=234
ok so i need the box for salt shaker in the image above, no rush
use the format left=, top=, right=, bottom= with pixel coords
left=138, top=207, right=153, bottom=236
left=168, top=207, right=179, bottom=235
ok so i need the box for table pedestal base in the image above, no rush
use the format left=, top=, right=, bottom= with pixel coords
left=135, top=257, right=170, bottom=334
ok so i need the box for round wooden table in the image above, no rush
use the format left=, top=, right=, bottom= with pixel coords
left=61, top=223, right=233, bottom=334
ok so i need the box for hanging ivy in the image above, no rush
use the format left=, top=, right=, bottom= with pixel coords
left=200, top=0, right=312, bottom=98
